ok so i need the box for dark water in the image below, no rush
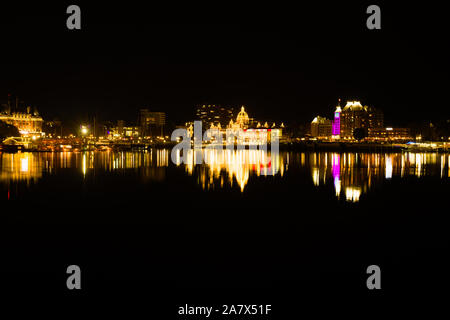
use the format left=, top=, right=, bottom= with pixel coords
left=1, top=150, right=449, bottom=302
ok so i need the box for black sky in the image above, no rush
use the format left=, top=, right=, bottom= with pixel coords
left=0, top=2, right=448, bottom=129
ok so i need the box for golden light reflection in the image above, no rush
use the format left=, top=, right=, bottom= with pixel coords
left=304, top=152, right=449, bottom=202
left=0, top=151, right=169, bottom=186
left=1, top=150, right=448, bottom=200
left=180, top=149, right=284, bottom=192
left=345, top=187, right=361, bottom=202
left=0, top=153, right=42, bottom=184
left=82, top=152, right=87, bottom=176
left=20, top=157, right=29, bottom=172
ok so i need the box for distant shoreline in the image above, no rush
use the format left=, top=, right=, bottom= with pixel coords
left=1, top=141, right=449, bottom=153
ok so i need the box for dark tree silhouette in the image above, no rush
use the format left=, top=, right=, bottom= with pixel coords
left=0, top=121, right=20, bottom=139
left=353, top=128, right=367, bottom=141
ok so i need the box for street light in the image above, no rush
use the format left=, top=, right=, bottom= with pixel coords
left=80, top=125, right=89, bottom=150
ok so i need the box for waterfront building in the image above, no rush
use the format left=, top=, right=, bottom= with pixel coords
left=235, top=106, right=250, bottom=129
left=204, top=106, right=282, bottom=145
left=340, top=101, right=369, bottom=139
left=123, top=126, right=140, bottom=138
left=368, top=127, right=412, bottom=141
left=227, top=106, right=282, bottom=145
left=311, top=116, right=332, bottom=139
left=0, top=104, right=43, bottom=136
left=339, top=101, right=384, bottom=139
left=332, top=100, right=342, bottom=138
left=139, top=109, right=166, bottom=137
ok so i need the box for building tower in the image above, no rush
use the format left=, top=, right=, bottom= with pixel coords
left=332, top=99, right=342, bottom=139
left=195, top=104, right=234, bottom=129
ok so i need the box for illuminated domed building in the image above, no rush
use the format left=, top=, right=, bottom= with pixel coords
left=235, top=106, right=250, bottom=129
left=226, top=106, right=282, bottom=145
left=204, top=105, right=283, bottom=145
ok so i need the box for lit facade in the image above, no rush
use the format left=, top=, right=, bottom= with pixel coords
left=311, top=116, right=332, bottom=138
left=339, top=101, right=384, bottom=139
left=123, top=126, right=140, bottom=138
left=332, top=105, right=342, bottom=137
left=0, top=110, right=43, bottom=135
left=205, top=106, right=283, bottom=145
left=340, top=101, right=369, bottom=138
left=227, top=107, right=282, bottom=145
left=368, top=127, right=412, bottom=141
left=313, top=100, right=387, bottom=141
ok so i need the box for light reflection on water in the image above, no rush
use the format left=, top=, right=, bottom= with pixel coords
left=0, top=150, right=449, bottom=202
left=0, top=150, right=170, bottom=185
left=176, top=149, right=285, bottom=192
left=303, top=152, right=450, bottom=202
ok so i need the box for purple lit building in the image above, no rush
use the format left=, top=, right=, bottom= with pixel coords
left=332, top=103, right=342, bottom=137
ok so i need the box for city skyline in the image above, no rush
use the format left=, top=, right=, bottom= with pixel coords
left=2, top=94, right=449, bottom=145
left=1, top=2, right=450, bottom=307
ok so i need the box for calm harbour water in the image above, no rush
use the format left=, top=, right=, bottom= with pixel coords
left=1, top=149, right=449, bottom=203
left=1, top=149, right=449, bottom=293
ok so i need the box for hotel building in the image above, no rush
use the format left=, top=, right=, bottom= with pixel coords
left=0, top=104, right=43, bottom=136
left=312, top=100, right=411, bottom=141
left=338, top=100, right=384, bottom=139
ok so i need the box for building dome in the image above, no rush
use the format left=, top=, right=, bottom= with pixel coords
left=236, top=106, right=249, bottom=126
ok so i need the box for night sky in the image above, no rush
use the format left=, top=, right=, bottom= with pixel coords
left=0, top=3, right=448, bottom=129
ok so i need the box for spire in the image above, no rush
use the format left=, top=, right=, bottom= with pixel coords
left=335, top=98, right=342, bottom=113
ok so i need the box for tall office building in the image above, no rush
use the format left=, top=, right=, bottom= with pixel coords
left=196, top=104, right=234, bottom=129
left=366, top=106, right=384, bottom=130
left=139, top=109, right=166, bottom=137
